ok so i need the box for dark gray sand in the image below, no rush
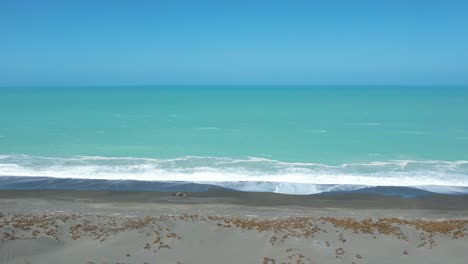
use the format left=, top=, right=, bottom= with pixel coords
left=1, top=190, right=467, bottom=264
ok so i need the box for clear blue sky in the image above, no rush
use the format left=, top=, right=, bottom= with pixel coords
left=1, top=0, right=468, bottom=86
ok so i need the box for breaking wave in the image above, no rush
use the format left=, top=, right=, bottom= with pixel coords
left=0, top=155, right=468, bottom=195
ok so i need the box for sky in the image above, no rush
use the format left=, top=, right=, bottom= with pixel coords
left=1, top=0, right=468, bottom=86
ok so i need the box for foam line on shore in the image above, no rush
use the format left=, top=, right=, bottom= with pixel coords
left=1, top=155, right=468, bottom=195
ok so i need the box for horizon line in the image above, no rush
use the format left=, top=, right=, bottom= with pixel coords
left=1, top=84, right=468, bottom=88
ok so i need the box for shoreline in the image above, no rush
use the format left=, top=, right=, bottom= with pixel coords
left=2, top=188, right=468, bottom=211
left=2, top=176, right=468, bottom=197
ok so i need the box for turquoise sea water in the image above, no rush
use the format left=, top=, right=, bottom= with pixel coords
left=1, top=86, right=468, bottom=194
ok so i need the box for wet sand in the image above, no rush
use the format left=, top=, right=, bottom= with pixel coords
left=1, top=190, right=467, bottom=264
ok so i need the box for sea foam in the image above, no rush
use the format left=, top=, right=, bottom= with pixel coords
left=0, top=155, right=467, bottom=195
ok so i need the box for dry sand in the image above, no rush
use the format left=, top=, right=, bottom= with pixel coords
left=0, top=190, right=467, bottom=264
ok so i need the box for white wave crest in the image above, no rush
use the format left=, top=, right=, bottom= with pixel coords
left=1, top=154, right=468, bottom=194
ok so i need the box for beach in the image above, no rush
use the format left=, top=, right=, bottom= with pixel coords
left=3, top=0, right=468, bottom=262
left=1, top=85, right=468, bottom=264
left=1, top=190, right=467, bottom=264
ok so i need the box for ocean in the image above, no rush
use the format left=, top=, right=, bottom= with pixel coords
left=1, top=86, right=468, bottom=195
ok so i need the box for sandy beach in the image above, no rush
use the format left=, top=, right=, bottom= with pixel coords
left=0, top=190, right=467, bottom=264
